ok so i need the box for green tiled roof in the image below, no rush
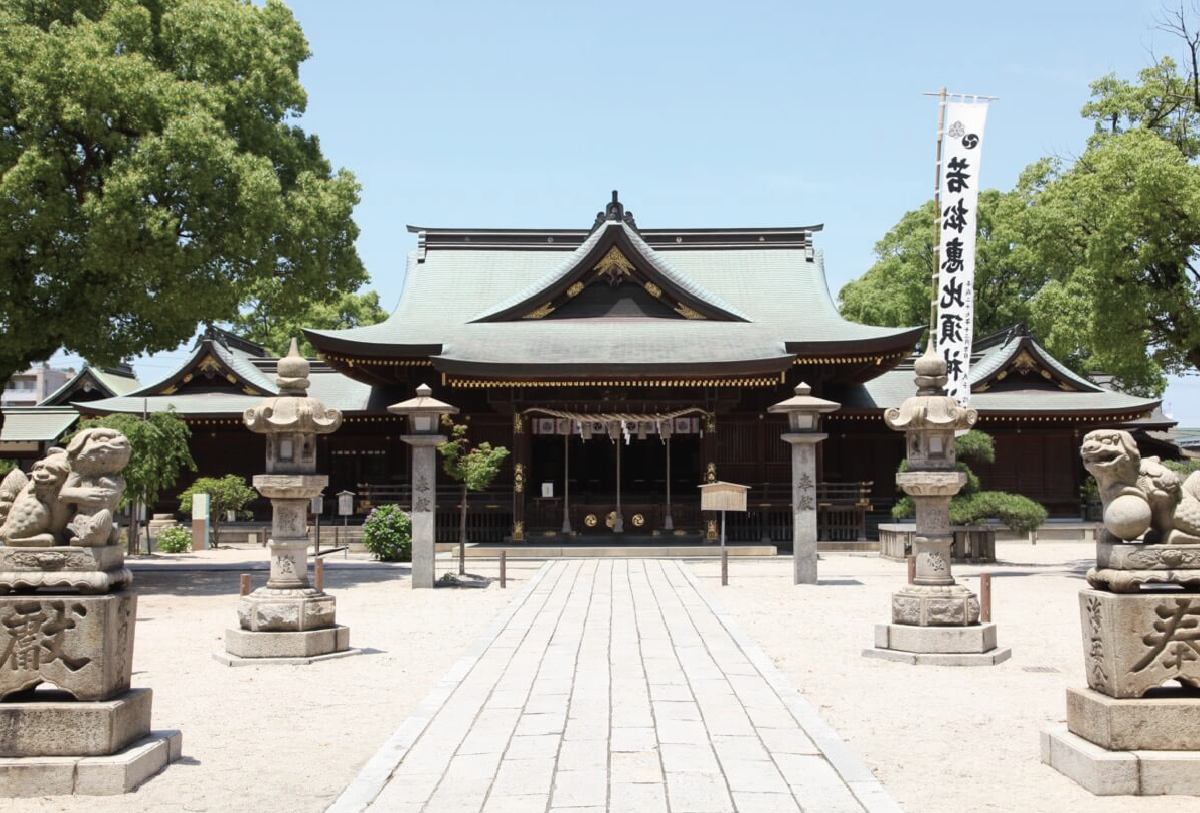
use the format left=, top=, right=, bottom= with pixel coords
left=309, top=243, right=919, bottom=367
left=39, top=365, right=141, bottom=405
left=80, top=370, right=375, bottom=417
left=837, top=366, right=1158, bottom=415
left=0, top=407, right=78, bottom=442
left=471, top=221, right=751, bottom=322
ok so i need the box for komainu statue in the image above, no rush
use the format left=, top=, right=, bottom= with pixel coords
left=1080, top=428, right=1200, bottom=545
left=0, top=428, right=130, bottom=548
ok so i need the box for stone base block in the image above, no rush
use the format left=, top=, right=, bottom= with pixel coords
left=1041, top=723, right=1200, bottom=795
left=237, top=589, right=336, bottom=632
left=0, top=688, right=151, bottom=757
left=891, top=585, right=980, bottom=626
left=223, top=625, right=350, bottom=660
left=1078, top=588, right=1200, bottom=698
left=0, top=591, right=136, bottom=702
left=0, top=544, right=130, bottom=594
left=0, top=730, right=180, bottom=796
left=873, top=622, right=999, bottom=654
left=862, top=646, right=1012, bottom=666
left=1067, top=686, right=1200, bottom=750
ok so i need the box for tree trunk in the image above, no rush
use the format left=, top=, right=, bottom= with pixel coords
left=459, top=483, right=468, bottom=575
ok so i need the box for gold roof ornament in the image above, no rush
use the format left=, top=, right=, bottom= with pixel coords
left=594, top=246, right=635, bottom=285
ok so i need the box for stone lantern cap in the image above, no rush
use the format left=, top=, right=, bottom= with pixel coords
left=242, top=338, right=343, bottom=436
left=767, top=382, right=841, bottom=416
left=387, top=383, right=460, bottom=418
left=884, top=343, right=977, bottom=433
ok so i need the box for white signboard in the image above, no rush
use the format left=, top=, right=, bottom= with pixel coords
left=337, top=491, right=354, bottom=516
left=190, top=492, right=209, bottom=521
left=936, top=100, right=989, bottom=405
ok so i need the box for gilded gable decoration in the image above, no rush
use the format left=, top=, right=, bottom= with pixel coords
left=594, top=246, right=635, bottom=286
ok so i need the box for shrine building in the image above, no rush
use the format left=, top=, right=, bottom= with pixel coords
left=4, top=193, right=1168, bottom=543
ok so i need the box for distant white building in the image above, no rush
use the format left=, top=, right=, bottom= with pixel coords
left=1, top=364, right=73, bottom=407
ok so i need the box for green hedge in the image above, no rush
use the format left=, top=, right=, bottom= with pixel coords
left=362, top=505, right=412, bottom=562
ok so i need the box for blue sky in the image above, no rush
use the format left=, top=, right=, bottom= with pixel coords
left=72, top=0, right=1199, bottom=423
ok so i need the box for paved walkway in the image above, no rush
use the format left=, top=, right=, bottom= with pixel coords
left=330, top=559, right=899, bottom=813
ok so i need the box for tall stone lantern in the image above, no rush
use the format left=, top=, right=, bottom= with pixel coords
left=864, top=342, right=1010, bottom=665
left=223, top=339, right=351, bottom=663
left=768, top=382, right=840, bottom=585
left=389, top=384, right=458, bottom=589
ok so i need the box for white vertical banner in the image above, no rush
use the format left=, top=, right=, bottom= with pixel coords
left=936, top=100, right=988, bottom=405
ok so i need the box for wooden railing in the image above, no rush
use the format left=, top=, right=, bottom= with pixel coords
left=358, top=480, right=873, bottom=543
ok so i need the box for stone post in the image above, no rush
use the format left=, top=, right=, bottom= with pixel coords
left=222, top=339, right=351, bottom=664
left=863, top=342, right=1010, bottom=665
left=389, top=384, right=458, bottom=589
left=403, top=436, right=444, bottom=589
left=0, top=428, right=180, bottom=795
left=769, top=383, right=839, bottom=586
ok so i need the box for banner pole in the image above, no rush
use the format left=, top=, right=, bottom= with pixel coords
left=930, top=86, right=947, bottom=343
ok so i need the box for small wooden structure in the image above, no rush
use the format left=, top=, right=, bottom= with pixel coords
left=699, top=482, right=749, bottom=546
left=878, top=523, right=996, bottom=563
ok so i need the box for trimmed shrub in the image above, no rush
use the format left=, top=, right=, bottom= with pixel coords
left=362, top=504, right=412, bottom=562
left=156, top=526, right=192, bottom=554
left=891, top=430, right=1048, bottom=534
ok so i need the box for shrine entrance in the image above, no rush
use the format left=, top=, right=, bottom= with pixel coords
left=522, top=409, right=709, bottom=537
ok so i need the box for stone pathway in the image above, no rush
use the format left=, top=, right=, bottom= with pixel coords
left=330, top=559, right=899, bottom=813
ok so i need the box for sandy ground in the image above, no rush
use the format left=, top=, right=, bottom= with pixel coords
left=11, top=548, right=535, bottom=813
left=690, top=541, right=1187, bottom=813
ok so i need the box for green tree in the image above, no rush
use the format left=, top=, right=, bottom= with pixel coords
left=438, top=417, right=509, bottom=574
left=227, top=286, right=388, bottom=356
left=893, top=430, right=1048, bottom=535
left=0, top=0, right=364, bottom=406
left=178, top=474, right=257, bottom=547
left=837, top=190, right=1044, bottom=342
left=67, top=409, right=196, bottom=552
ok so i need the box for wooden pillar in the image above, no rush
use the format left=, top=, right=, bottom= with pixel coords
left=702, top=412, right=718, bottom=541
left=512, top=412, right=527, bottom=542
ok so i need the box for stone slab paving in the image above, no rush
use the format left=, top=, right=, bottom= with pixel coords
left=329, top=559, right=900, bottom=813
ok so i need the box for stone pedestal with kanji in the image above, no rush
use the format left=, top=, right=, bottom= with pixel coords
left=218, top=339, right=354, bottom=665
left=0, top=429, right=180, bottom=796
left=862, top=343, right=1010, bottom=666
left=1042, top=439, right=1200, bottom=794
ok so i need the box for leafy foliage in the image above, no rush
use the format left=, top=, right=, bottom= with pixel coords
left=0, top=459, right=14, bottom=476
left=438, top=417, right=510, bottom=571
left=178, top=474, right=257, bottom=544
left=362, top=504, right=411, bottom=562
left=67, top=409, right=195, bottom=509
left=0, top=0, right=365, bottom=389
left=227, top=287, right=388, bottom=356
left=155, top=525, right=192, bottom=553
left=840, top=14, right=1200, bottom=394
left=837, top=191, right=1044, bottom=344
left=893, top=430, right=1048, bottom=534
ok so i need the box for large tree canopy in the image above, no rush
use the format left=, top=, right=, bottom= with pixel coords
left=226, top=284, right=388, bottom=356
left=839, top=43, right=1200, bottom=397
left=837, top=190, right=1042, bottom=341
left=0, top=0, right=365, bottom=387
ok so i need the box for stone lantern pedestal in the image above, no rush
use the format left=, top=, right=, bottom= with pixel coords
left=389, top=384, right=458, bottom=590
left=862, top=343, right=1010, bottom=666
left=1043, top=428, right=1200, bottom=795
left=217, top=339, right=354, bottom=665
left=768, top=382, right=840, bottom=585
left=0, top=429, right=180, bottom=795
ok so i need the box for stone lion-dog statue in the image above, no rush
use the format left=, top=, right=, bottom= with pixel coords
left=1080, top=428, right=1200, bottom=544
left=0, top=427, right=131, bottom=547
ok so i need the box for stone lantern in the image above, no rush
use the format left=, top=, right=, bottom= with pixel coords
left=769, top=382, right=840, bottom=585
left=864, top=342, right=1009, bottom=665
left=389, top=384, right=458, bottom=589
left=223, top=339, right=350, bottom=663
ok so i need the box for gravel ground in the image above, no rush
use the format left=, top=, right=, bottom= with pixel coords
left=16, top=548, right=532, bottom=813
left=690, top=541, right=1186, bottom=813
